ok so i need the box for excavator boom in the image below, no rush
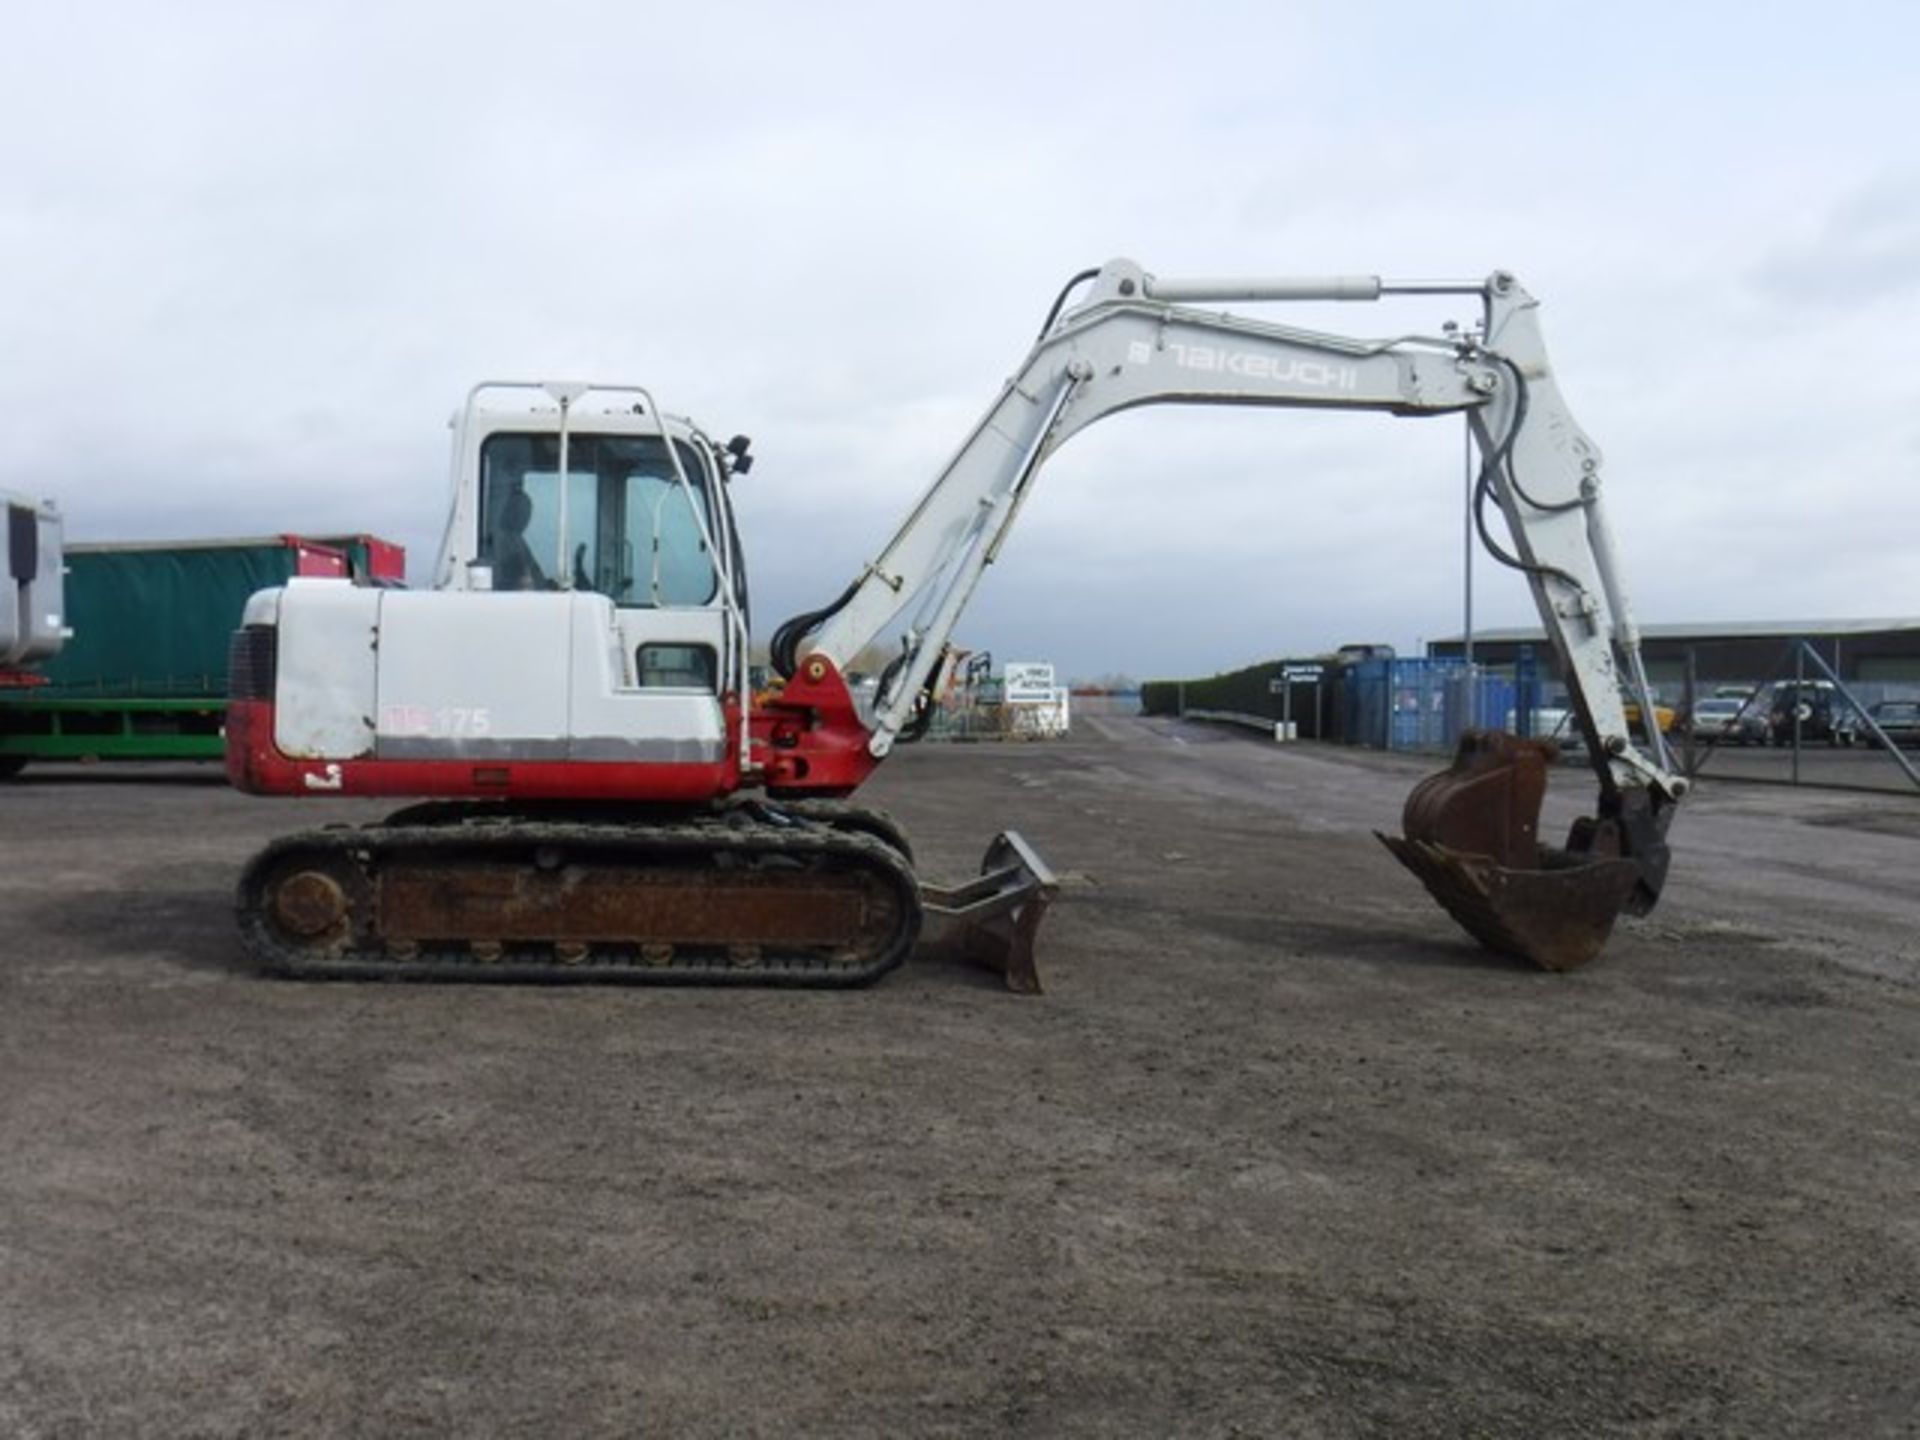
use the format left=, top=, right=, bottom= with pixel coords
left=765, top=259, right=1685, bottom=969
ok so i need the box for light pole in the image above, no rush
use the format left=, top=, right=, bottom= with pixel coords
left=1444, top=320, right=1478, bottom=731
left=1462, top=409, right=1476, bottom=727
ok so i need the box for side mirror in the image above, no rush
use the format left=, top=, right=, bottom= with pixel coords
left=726, top=434, right=754, bottom=475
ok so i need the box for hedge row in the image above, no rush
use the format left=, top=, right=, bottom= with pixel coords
left=1140, top=659, right=1287, bottom=720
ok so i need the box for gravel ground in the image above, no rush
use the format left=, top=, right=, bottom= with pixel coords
left=3, top=712, right=1918, bottom=1438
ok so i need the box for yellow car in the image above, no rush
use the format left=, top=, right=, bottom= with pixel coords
left=1622, top=694, right=1677, bottom=737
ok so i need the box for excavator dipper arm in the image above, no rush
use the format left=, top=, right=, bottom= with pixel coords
left=767, top=258, right=1686, bottom=969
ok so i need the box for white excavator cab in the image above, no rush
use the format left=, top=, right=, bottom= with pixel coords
left=234, top=384, right=751, bottom=798
left=437, top=382, right=748, bottom=705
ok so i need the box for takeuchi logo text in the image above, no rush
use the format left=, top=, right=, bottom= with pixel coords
left=1128, top=339, right=1359, bottom=391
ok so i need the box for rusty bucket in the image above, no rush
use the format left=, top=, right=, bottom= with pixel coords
left=1379, top=730, right=1644, bottom=971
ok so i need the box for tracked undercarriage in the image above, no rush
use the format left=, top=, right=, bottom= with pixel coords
left=236, top=802, right=1057, bottom=991
left=238, top=808, right=922, bottom=986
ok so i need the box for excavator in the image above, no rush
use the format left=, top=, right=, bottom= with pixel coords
left=225, top=258, right=1687, bottom=989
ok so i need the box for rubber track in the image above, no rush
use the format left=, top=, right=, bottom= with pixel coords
left=236, top=816, right=922, bottom=987
left=378, top=796, right=915, bottom=861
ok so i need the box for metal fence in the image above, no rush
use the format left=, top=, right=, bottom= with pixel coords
left=1149, top=644, right=1919, bottom=792
left=1674, top=640, right=1920, bottom=794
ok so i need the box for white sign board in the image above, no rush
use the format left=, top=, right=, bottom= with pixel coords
left=1003, top=661, right=1057, bottom=705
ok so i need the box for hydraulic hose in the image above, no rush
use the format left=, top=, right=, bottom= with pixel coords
left=1470, top=359, right=1588, bottom=595
left=771, top=260, right=1102, bottom=682
left=1037, top=267, right=1102, bottom=340
left=769, top=578, right=860, bottom=681
left=869, top=647, right=940, bottom=744
left=1486, top=358, right=1583, bottom=516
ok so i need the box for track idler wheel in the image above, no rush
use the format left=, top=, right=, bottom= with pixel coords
left=1378, top=730, right=1643, bottom=971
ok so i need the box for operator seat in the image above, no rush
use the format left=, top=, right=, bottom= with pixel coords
left=492, top=489, right=547, bottom=591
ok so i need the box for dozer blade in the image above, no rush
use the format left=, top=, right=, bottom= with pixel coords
left=1379, top=729, right=1644, bottom=971
left=918, top=831, right=1058, bottom=994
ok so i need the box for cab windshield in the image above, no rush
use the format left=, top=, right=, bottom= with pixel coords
left=479, top=433, right=719, bottom=605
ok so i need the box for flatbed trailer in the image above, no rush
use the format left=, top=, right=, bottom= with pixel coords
left=0, top=694, right=227, bottom=764
left=0, top=533, right=402, bottom=774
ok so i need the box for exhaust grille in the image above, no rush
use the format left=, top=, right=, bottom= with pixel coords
left=227, top=625, right=278, bottom=701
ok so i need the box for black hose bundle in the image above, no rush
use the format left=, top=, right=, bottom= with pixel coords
left=769, top=578, right=861, bottom=681
left=1470, top=357, right=1588, bottom=596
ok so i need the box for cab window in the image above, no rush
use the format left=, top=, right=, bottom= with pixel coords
left=479, top=433, right=719, bottom=606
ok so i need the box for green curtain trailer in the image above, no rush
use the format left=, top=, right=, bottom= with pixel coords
left=0, top=534, right=403, bottom=773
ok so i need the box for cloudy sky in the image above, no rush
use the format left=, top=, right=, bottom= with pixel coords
left=4, top=2, right=1915, bottom=681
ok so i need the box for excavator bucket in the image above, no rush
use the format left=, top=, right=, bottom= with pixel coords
left=918, top=831, right=1058, bottom=994
left=1378, top=730, right=1643, bottom=971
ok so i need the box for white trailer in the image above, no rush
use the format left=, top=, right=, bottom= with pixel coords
left=1, top=492, right=65, bottom=675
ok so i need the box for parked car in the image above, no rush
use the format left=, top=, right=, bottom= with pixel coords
left=1687, top=696, right=1766, bottom=746
left=1767, top=680, right=1859, bottom=747
left=1864, top=699, right=1920, bottom=749
left=1622, top=691, right=1677, bottom=740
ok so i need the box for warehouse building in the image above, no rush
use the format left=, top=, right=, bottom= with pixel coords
left=1427, top=619, right=1920, bottom=688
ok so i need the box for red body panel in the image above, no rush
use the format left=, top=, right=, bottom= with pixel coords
left=226, top=655, right=878, bottom=805
left=225, top=698, right=741, bottom=802
left=749, top=657, right=881, bottom=798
